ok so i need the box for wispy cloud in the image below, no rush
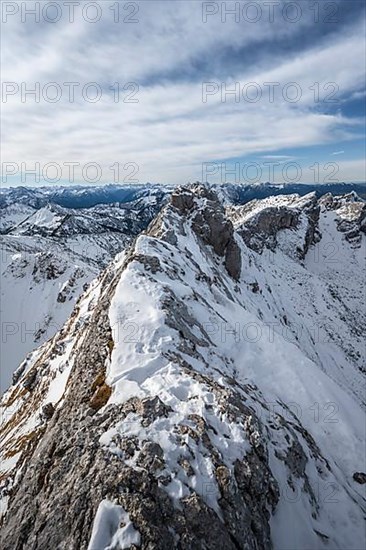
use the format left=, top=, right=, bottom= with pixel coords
left=260, top=155, right=297, bottom=161
left=2, top=0, right=365, bottom=184
left=332, top=150, right=345, bottom=155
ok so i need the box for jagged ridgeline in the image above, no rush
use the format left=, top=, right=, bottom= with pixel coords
left=0, top=185, right=365, bottom=549
left=0, top=193, right=166, bottom=393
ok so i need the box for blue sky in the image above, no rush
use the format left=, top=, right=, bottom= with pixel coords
left=1, top=0, right=365, bottom=185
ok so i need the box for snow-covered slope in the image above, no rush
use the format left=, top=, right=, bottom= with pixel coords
left=7, top=201, right=163, bottom=241
left=0, top=203, right=36, bottom=233
left=0, top=198, right=164, bottom=393
left=228, top=191, right=366, bottom=405
left=0, top=236, right=98, bottom=393
left=0, top=185, right=365, bottom=549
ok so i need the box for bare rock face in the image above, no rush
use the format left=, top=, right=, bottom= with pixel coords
left=301, top=201, right=321, bottom=258
left=191, top=201, right=233, bottom=256
left=227, top=192, right=325, bottom=259
left=224, top=238, right=242, bottom=280
left=171, top=189, right=195, bottom=213
left=319, top=192, right=366, bottom=247
left=41, top=402, right=55, bottom=420
left=353, top=472, right=366, bottom=484
left=32, top=252, right=68, bottom=282
left=336, top=205, right=366, bottom=247
left=237, top=206, right=300, bottom=253
left=175, top=185, right=242, bottom=280
left=228, top=193, right=327, bottom=261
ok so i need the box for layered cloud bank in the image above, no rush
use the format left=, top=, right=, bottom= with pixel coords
left=2, top=0, right=365, bottom=184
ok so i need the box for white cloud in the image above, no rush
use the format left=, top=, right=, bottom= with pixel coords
left=301, top=158, right=366, bottom=183
left=1, top=1, right=365, bottom=184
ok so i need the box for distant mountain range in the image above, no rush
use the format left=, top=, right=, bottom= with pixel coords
left=1, top=182, right=365, bottom=209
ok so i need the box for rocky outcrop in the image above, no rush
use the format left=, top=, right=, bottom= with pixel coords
left=319, top=192, right=366, bottom=247
left=237, top=206, right=300, bottom=252
left=172, top=185, right=242, bottom=280
left=301, top=201, right=321, bottom=258
left=232, top=193, right=322, bottom=259
left=353, top=472, right=366, bottom=484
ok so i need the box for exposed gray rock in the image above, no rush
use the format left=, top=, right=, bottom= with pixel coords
left=353, top=472, right=366, bottom=484
left=191, top=200, right=233, bottom=256
left=300, top=200, right=321, bottom=258
left=41, top=403, right=55, bottom=420
left=133, top=253, right=162, bottom=273
left=225, top=238, right=242, bottom=281
left=22, top=369, right=38, bottom=391
left=319, top=192, right=366, bottom=248
left=237, top=206, right=300, bottom=253
left=171, top=189, right=194, bottom=212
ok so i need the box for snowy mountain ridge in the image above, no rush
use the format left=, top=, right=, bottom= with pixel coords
left=0, top=185, right=365, bottom=549
left=0, top=196, right=165, bottom=393
left=1, top=182, right=365, bottom=210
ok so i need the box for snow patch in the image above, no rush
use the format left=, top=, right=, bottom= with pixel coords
left=88, top=499, right=141, bottom=550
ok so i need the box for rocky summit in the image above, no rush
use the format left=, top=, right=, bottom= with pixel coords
left=0, top=185, right=365, bottom=550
